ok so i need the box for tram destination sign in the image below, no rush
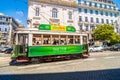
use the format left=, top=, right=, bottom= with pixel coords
left=38, top=24, right=76, bottom=32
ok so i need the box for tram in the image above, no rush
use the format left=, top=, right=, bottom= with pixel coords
left=11, top=24, right=89, bottom=63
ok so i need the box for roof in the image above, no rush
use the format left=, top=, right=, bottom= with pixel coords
left=29, top=0, right=78, bottom=8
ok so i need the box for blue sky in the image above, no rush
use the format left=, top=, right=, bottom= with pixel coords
left=0, top=0, right=28, bottom=26
left=0, top=0, right=120, bottom=27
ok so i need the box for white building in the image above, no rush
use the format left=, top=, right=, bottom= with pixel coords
left=28, top=0, right=79, bottom=31
left=27, top=0, right=119, bottom=43
left=0, top=13, right=19, bottom=45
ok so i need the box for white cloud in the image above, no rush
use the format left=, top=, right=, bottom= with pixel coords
left=0, top=13, right=4, bottom=15
left=16, top=11, right=24, bottom=16
left=16, top=19, right=22, bottom=23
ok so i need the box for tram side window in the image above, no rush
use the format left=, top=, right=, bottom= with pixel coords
left=33, top=34, right=41, bottom=45
left=83, top=36, right=87, bottom=44
left=52, top=35, right=59, bottom=45
left=60, top=35, right=66, bottom=45
left=68, top=35, right=74, bottom=44
left=75, top=36, right=80, bottom=44
left=43, top=35, right=50, bottom=45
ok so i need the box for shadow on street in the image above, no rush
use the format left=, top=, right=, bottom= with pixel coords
left=0, top=68, right=120, bottom=80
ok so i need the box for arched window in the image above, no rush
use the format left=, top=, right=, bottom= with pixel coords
left=52, top=8, right=58, bottom=18
left=68, top=11, right=72, bottom=20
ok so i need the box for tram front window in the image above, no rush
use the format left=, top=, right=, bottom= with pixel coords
left=18, top=34, right=28, bottom=45
left=17, top=34, right=28, bottom=53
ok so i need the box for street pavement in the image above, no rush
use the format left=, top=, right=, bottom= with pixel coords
left=0, top=51, right=120, bottom=80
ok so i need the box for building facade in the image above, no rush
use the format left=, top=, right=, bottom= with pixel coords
left=77, top=0, right=119, bottom=43
left=28, top=0, right=119, bottom=44
left=0, top=13, right=19, bottom=45
left=28, top=0, right=79, bottom=30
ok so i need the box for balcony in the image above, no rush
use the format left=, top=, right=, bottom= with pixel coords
left=49, top=18, right=60, bottom=24
left=78, top=4, right=118, bottom=13
left=67, top=20, right=73, bottom=23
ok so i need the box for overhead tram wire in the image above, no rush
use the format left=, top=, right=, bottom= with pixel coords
left=14, top=0, right=28, bottom=26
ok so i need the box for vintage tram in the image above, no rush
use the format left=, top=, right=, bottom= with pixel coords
left=10, top=24, right=89, bottom=63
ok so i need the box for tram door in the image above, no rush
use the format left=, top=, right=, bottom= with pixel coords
left=17, top=34, right=28, bottom=54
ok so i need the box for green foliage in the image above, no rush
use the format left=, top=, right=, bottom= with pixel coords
left=93, top=24, right=120, bottom=43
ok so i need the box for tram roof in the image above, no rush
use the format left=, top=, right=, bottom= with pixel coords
left=15, top=28, right=87, bottom=36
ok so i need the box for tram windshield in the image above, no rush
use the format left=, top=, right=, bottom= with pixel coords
left=18, top=34, right=28, bottom=45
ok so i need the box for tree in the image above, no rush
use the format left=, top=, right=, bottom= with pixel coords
left=93, top=24, right=120, bottom=44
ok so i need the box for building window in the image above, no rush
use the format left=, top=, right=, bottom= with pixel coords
left=90, top=10, right=93, bottom=14
left=109, top=5, right=111, bottom=10
left=78, top=8, right=82, bottom=13
left=104, top=5, right=107, bottom=9
left=110, top=13, right=113, bottom=17
left=106, top=19, right=109, bottom=24
left=91, top=17, right=93, bottom=23
left=101, top=19, right=104, bottom=23
left=111, top=20, right=113, bottom=25
left=84, top=1, right=87, bottom=5
left=85, top=25, right=88, bottom=31
left=95, top=10, right=98, bottom=15
left=68, top=11, right=72, bottom=20
left=89, top=2, right=92, bottom=6
left=100, top=4, right=102, bottom=8
left=114, top=13, right=117, bottom=17
left=84, top=9, right=87, bottom=13
left=5, top=28, right=7, bottom=31
left=106, top=12, right=108, bottom=16
left=79, top=16, right=82, bottom=22
left=35, top=7, right=39, bottom=16
left=85, top=17, right=88, bottom=22
left=52, top=8, right=58, bottom=18
left=100, top=11, right=103, bottom=15
left=96, top=18, right=99, bottom=23
left=79, top=25, right=82, bottom=31
left=95, top=3, right=97, bottom=7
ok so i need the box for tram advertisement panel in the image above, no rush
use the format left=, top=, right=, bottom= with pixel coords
left=28, top=45, right=83, bottom=57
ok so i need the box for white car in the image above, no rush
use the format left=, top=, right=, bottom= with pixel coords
left=89, top=45, right=103, bottom=52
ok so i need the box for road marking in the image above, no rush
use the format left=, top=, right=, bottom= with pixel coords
left=17, top=64, right=41, bottom=69
left=83, top=58, right=96, bottom=61
left=35, top=61, right=83, bottom=70
left=104, top=56, right=115, bottom=59
left=17, top=60, right=83, bottom=70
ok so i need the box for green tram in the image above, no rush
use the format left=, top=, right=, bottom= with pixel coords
left=11, top=24, right=89, bottom=63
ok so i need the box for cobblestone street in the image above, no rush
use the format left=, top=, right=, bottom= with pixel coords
left=0, top=51, right=120, bottom=80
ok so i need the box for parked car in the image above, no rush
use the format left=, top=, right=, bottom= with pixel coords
left=5, top=48, right=13, bottom=54
left=1, top=46, right=9, bottom=52
left=0, top=46, right=3, bottom=52
left=102, top=45, right=111, bottom=51
left=89, top=45, right=103, bottom=52
left=110, top=43, right=120, bottom=51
